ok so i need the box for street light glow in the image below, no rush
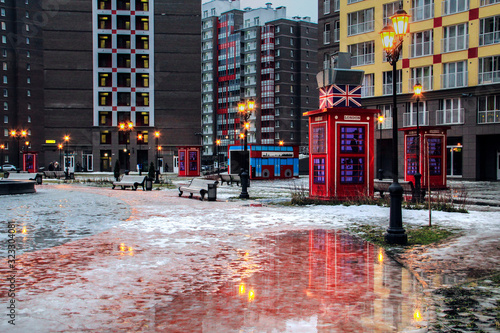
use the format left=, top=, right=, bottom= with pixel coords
left=391, top=9, right=411, bottom=37
left=413, top=82, right=423, bottom=96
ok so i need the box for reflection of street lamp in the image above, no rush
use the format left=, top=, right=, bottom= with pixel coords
left=216, top=139, right=221, bottom=176
left=378, top=114, right=384, bottom=180
left=380, top=7, right=410, bottom=245
left=119, top=121, right=133, bottom=173
left=237, top=98, right=255, bottom=199
left=58, top=143, right=63, bottom=171
left=154, top=130, right=160, bottom=183
left=413, top=82, right=423, bottom=202
left=10, top=130, right=27, bottom=171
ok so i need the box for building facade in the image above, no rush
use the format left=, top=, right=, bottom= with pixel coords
left=201, top=0, right=318, bottom=165
left=1, top=0, right=201, bottom=172
left=319, top=0, right=500, bottom=181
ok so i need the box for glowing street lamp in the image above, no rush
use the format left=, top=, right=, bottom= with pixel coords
left=378, top=114, right=384, bottom=180
left=118, top=121, right=133, bottom=173
left=216, top=139, right=221, bottom=176
left=0, top=143, right=5, bottom=168
left=10, top=130, right=27, bottom=171
left=279, top=140, right=284, bottom=146
left=380, top=6, right=410, bottom=245
left=154, top=130, right=160, bottom=183
left=413, top=82, right=423, bottom=202
left=237, top=98, right=255, bottom=199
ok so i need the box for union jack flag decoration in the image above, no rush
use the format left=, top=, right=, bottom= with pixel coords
left=319, top=84, right=362, bottom=108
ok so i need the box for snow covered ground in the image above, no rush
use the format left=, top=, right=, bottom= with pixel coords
left=1, top=177, right=499, bottom=332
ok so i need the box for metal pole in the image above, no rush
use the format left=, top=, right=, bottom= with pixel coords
left=385, top=60, right=407, bottom=245
left=414, top=95, right=422, bottom=202
left=239, top=125, right=249, bottom=199
left=378, top=118, right=383, bottom=180
left=65, top=139, right=69, bottom=179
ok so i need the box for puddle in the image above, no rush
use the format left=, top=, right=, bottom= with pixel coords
left=154, top=230, right=428, bottom=332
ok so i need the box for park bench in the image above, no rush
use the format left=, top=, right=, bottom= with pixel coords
left=178, top=178, right=218, bottom=201
left=374, top=180, right=422, bottom=199
left=218, top=174, right=241, bottom=186
left=6, top=172, right=43, bottom=185
left=44, top=171, right=68, bottom=179
left=112, top=175, right=146, bottom=191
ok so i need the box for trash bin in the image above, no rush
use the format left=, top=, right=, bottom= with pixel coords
left=207, top=183, right=217, bottom=201
left=145, top=177, right=153, bottom=191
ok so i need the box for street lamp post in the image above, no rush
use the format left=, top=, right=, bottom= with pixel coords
left=0, top=143, right=4, bottom=168
left=10, top=130, right=27, bottom=172
left=216, top=139, right=221, bottom=176
left=237, top=98, right=255, bottom=199
left=378, top=114, right=384, bottom=180
left=58, top=143, right=63, bottom=171
left=413, top=82, right=423, bottom=202
left=64, top=135, right=70, bottom=179
left=119, top=121, right=133, bottom=174
left=154, top=130, right=160, bottom=183
left=380, top=7, right=410, bottom=245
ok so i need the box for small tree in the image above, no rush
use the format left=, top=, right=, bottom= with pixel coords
left=114, top=160, right=121, bottom=181
left=148, top=161, right=155, bottom=179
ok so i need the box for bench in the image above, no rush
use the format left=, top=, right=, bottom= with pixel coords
left=6, top=172, right=43, bottom=185
left=112, top=175, right=146, bottom=191
left=44, top=171, right=68, bottom=179
left=374, top=180, right=425, bottom=200
left=218, top=174, right=241, bottom=186
left=178, top=178, right=218, bottom=201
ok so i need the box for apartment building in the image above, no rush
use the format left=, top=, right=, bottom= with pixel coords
left=202, top=0, right=318, bottom=164
left=319, top=0, right=500, bottom=180
left=1, top=0, right=200, bottom=172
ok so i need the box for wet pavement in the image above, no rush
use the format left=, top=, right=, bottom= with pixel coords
left=1, top=180, right=499, bottom=332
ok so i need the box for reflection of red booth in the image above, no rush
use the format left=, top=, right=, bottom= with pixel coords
left=401, top=126, right=449, bottom=189
left=304, top=107, right=379, bottom=200
left=177, top=146, right=201, bottom=177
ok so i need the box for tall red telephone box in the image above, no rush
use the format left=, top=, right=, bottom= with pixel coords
left=23, top=152, right=38, bottom=173
left=402, top=126, right=449, bottom=189
left=177, top=146, right=201, bottom=177
left=304, top=107, right=379, bottom=200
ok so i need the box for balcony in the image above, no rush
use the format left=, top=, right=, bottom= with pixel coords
left=436, top=108, right=464, bottom=125
left=441, top=35, right=468, bottom=53
left=441, top=72, right=468, bottom=89
left=411, top=4, right=434, bottom=22
left=403, top=111, right=429, bottom=127
left=478, top=69, right=500, bottom=85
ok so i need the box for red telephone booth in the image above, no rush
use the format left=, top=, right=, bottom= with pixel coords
left=304, top=107, right=379, bottom=200
left=23, top=152, right=38, bottom=173
left=402, top=126, right=449, bottom=189
left=177, top=146, right=201, bottom=177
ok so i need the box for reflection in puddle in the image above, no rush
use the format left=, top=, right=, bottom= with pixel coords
left=155, top=230, right=427, bottom=332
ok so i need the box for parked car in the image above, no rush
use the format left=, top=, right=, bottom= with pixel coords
left=0, top=164, right=17, bottom=171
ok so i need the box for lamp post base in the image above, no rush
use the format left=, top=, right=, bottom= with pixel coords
left=385, top=181, right=408, bottom=245
left=239, top=170, right=249, bottom=199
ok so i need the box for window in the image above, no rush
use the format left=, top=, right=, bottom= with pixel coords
left=290, top=38, right=293, bottom=46
left=26, top=51, right=30, bottom=57
left=290, top=26, right=294, bottom=33
left=334, top=0, right=340, bottom=11
left=275, top=120, right=280, bottom=127
left=291, top=74, right=294, bottom=81
left=275, top=25, right=280, bottom=33
left=411, top=0, right=434, bottom=22
left=3, top=101, right=7, bottom=110
left=361, top=73, right=374, bottom=97
left=442, top=0, right=469, bottom=15
left=254, top=17, right=259, bottom=26
left=339, top=127, right=365, bottom=184
left=1, top=35, right=5, bottom=43
left=27, top=90, right=30, bottom=97
left=2, top=75, right=6, bottom=83
left=3, top=88, right=6, bottom=96
left=383, top=70, right=402, bottom=95
left=2, top=62, right=5, bottom=70
left=442, top=61, right=467, bottom=89
left=333, top=20, right=340, bottom=42
left=442, top=23, right=468, bottom=53
left=27, top=77, right=30, bottom=84
left=2, top=49, right=6, bottom=57
left=290, top=50, right=294, bottom=57
left=3, top=115, right=7, bottom=123
left=437, top=98, right=464, bottom=124
left=480, top=0, right=500, bottom=5
left=291, top=62, right=294, bottom=69
left=410, top=30, right=433, bottom=57
left=275, top=73, right=280, bottom=80
left=347, top=8, right=374, bottom=36
left=100, top=131, right=111, bottom=144
left=323, top=23, right=331, bottom=44
left=478, top=94, right=500, bottom=123
left=25, top=24, right=29, bottom=31
left=1, top=8, right=5, bottom=16
left=26, top=37, right=29, bottom=44
left=411, top=66, right=433, bottom=91
left=479, top=55, right=500, bottom=84
left=291, top=121, right=294, bottom=128
left=1, top=22, right=4, bottom=30
left=25, top=11, right=29, bottom=18
left=348, top=40, right=374, bottom=66
left=324, top=0, right=330, bottom=15
left=27, top=64, right=30, bottom=71
left=27, top=103, right=31, bottom=110
left=27, top=116, right=31, bottom=123
left=479, top=15, right=500, bottom=46
left=275, top=85, right=280, bottom=92
left=383, top=2, right=399, bottom=26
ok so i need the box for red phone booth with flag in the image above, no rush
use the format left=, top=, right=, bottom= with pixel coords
left=305, top=57, right=378, bottom=200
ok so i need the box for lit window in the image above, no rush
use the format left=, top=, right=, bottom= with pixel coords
left=2, top=74, right=6, bottom=83
left=2, top=62, right=5, bottom=70
left=28, top=116, right=31, bottom=123
left=1, top=22, right=5, bottom=30
left=1, top=35, right=5, bottom=43
left=27, top=90, right=31, bottom=97
left=25, top=24, right=29, bottom=31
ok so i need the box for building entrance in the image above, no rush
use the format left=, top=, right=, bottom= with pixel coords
left=447, top=144, right=463, bottom=177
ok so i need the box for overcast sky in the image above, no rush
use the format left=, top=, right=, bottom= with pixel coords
left=203, top=0, right=319, bottom=22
